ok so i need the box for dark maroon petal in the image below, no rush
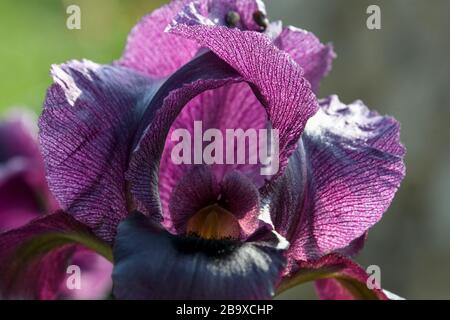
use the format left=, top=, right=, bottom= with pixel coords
left=220, top=170, right=261, bottom=238
left=0, top=211, right=112, bottom=300
left=39, top=60, right=155, bottom=242
left=166, top=166, right=262, bottom=238
left=112, top=211, right=286, bottom=300
left=277, top=254, right=388, bottom=300
left=167, top=165, right=219, bottom=233
left=266, top=96, right=405, bottom=261
left=274, top=27, right=336, bottom=92
left=159, top=82, right=267, bottom=221
left=168, top=4, right=318, bottom=175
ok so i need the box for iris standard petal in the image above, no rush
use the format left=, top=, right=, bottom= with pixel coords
left=118, top=0, right=201, bottom=78
left=158, top=82, right=268, bottom=217
left=267, top=96, right=405, bottom=261
left=126, top=52, right=241, bottom=220
left=0, top=211, right=112, bottom=300
left=168, top=3, right=318, bottom=175
left=128, top=4, right=317, bottom=219
left=274, top=26, right=336, bottom=93
left=118, top=0, right=267, bottom=77
left=112, top=211, right=285, bottom=300
left=39, top=60, right=155, bottom=242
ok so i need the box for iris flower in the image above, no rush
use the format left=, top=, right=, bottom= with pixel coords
left=0, top=0, right=405, bottom=300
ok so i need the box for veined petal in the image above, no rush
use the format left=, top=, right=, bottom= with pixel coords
left=166, top=166, right=262, bottom=238
left=126, top=52, right=241, bottom=220
left=168, top=3, right=318, bottom=175
left=39, top=60, right=155, bottom=242
left=112, top=211, right=285, bottom=300
left=118, top=0, right=267, bottom=77
left=118, top=0, right=201, bottom=78
left=277, top=254, right=388, bottom=300
left=274, top=26, right=336, bottom=93
left=266, top=96, right=405, bottom=261
left=0, top=211, right=112, bottom=300
left=158, top=82, right=268, bottom=218
left=128, top=4, right=318, bottom=219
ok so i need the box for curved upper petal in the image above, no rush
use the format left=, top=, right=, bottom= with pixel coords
left=118, top=0, right=267, bottom=78
left=39, top=60, right=155, bottom=242
left=112, top=211, right=285, bottom=300
left=0, top=211, right=112, bottom=300
left=118, top=0, right=201, bottom=78
left=128, top=4, right=317, bottom=220
left=168, top=4, right=318, bottom=173
left=266, top=96, right=405, bottom=261
left=274, top=26, right=336, bottom=93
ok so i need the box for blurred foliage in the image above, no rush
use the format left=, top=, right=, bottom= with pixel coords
left=0, top=0, right=165, bottom=114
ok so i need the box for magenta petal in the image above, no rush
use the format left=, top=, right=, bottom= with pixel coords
left=158, top=82, right=267, bottom=218
left=118, top=0, right=269, bottom=78
left=118, top=0, right=201, bottom=78
left=59, top=248, right=112, bottom=300
left=0, top=211, right=111, bottom=300
left=39, top=60, right=155, bottom=242
left=129, top=3, right=318, bottom=223
left=274, top=27, right=336, bottom=92
left=126, top=52, right=241, bottom=220
left=267, top=96, right=405, bottom=261
left=168, top=3, right=318, bottom=177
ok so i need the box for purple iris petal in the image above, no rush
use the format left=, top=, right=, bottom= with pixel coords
left=168, top=3, right=318, bottom=175
left=39, top=60, right=155, bottom=242
left=158, top=82, right=268, bottom=220
left=112, top=211, right=286, bottom=300
left=274, top=27, right=336, bottom=93
left=118, top=0, right=267, bottom=78
left=167, top=166, right=261, bottom=238
left=266, top=96, right=405, bottom=262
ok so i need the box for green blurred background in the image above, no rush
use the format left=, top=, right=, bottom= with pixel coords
left=0, top=0, right=449, bottom=299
